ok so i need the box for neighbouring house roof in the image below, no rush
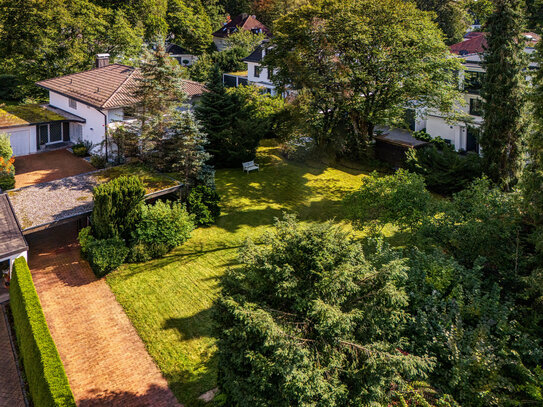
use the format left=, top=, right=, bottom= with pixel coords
left=36, top=64, right=206, bottom=109
left=243, top=44, right=265, bottom=63
left=0, top=194, right=28, bottom=259
left=181, top=79, right=207, bottom=98
left=450, top=32, right=540, bottom=55
left=0, top=104, right=85, bottom=129
left=166, top=43, right=191, bottom=55
left=212, top=14, right=271, bottom=39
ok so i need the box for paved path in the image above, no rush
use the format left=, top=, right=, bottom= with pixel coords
left=27, top=224, right=181, bottom=407
left=0, top=305, right=25, bottom=407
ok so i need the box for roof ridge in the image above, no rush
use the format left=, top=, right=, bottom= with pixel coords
left=101, top=67, right=139, bottom=109
left=37, top=63, right=135, bottom=85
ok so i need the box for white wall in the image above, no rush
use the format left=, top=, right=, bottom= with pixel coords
left=4, top=125, right=37, bottom=156
left=49, top=91, right=107, bottom=149
left=107, top=108, right=124, bottom=122
left=246, top=62, right=277, bottom=95
left=425, top=116, right=463, bottom=150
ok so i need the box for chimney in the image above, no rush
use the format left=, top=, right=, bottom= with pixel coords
left=95, top=53, right=110, bottom=68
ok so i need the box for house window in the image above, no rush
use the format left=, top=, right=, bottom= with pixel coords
left=69, top=98, right=77, bottom=109
left=469, top=98, right=483, bottom=116
left=254, top=65, right=261, bottom=78
left=464, top=71, right=485, bottom=94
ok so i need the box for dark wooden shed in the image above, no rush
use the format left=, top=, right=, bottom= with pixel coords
left=375, top=131, right=428, bottom=168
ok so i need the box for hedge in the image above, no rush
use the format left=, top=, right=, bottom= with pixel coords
left=10, top=257, right=76, bottom=407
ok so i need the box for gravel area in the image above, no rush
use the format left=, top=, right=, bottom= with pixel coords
left=8, top=171, right=100, bottom=230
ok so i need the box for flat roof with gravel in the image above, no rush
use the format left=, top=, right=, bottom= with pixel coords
left=8, top=163, right=180, bottom=233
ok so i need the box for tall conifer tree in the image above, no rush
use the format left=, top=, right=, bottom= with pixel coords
left=480, top=0, right=528, bottom=188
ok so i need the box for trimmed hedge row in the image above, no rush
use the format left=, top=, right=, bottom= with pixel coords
left=10, top=257, right=76, bottom=407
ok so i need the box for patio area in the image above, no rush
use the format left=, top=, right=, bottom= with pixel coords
left=14, top=149, right=95, bottom=188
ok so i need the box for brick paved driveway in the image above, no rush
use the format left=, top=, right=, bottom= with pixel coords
left=27, top=223, right=181, bottom=407
left=15, top=149, right=95, bottom=188
left=0, top=305, right=25, bottom=407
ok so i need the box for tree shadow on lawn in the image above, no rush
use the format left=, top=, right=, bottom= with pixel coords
left=163, top=308, right=219, bottom=407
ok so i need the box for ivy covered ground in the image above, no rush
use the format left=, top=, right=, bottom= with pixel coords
left=106, top=141, right=395, bottom=406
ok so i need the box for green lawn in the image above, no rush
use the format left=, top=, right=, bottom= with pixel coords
left=107, top=142, right=394, bottom=406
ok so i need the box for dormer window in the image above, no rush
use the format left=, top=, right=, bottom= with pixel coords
left=69, top=98, right=77, bottom=109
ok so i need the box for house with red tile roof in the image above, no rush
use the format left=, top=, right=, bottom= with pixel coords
left=0, top=54, right=205, bottom=157
left=212, top=14, right=270, bottom=51
left=422, top=32, right=539, bottom=152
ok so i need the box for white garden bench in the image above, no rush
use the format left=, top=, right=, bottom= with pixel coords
left=242, top=160, right=259, bottom=174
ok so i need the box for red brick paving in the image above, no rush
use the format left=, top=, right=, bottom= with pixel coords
left=0, top=305, right=25, bottom=407
left=15, top=149, right=95, bottom=188
left=27, top=224, right=181, bottom=407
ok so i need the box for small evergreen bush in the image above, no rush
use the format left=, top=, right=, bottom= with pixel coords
left=91, top=176, right=145, bottom=240
left=406, top=145, right=483, bottom=195
left=130, top=201, right=194, bottom=261
left=79, top=228, right=129, bottom=277
left=72, top=144, right=88, bottom=157
left=0, top=172, right=15, bottom=190
left=187, top=185, right=221, bottom=225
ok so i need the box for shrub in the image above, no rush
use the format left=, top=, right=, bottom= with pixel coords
left=91, top=176, right=145, bottom=240
left=412, top=129, right=451, bottom=150
left=0, top=133, right=13, bottom=160
left=406, top=145, right=483, bottom=195
left=344, top=169, right=431, bottom=233
left=79, top=228, right=129, bottom=277
left=0, top=172, right=15, bottom=190
left=130, top=200, right=194, bottom=261
left=90, top=154, right=106, bottom=169
left=280, top=136, right=315, bottom=161
left=187, top=185, right=221, bottom=225
left=10, top=257, right=76, bottom=407
left=72, top=145, right=88, bottom=157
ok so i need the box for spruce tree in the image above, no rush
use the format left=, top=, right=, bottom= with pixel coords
left=480, top=0, right=528, bottom=189
left=194, top=66, right=238, bottom=165
left=132, top=44, right=187, bottom=164
left=161, top=110, right=211, bottom=187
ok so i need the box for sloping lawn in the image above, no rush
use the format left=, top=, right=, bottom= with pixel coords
left=107, top=142, right=393, bottom=406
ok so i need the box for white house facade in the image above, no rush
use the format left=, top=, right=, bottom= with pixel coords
left=423, top=32, right=539, bottom=152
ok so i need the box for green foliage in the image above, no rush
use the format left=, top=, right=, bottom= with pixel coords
left=415, top=0, right=469, bottom=44
left=160, top=110, right=210, bottom=187
left=91, top=175, right=145, bottom=240
left=405, top=248, right=543, bottom=406
left=417, top=178, right=523, bottom=284
left=265, top=0, right=463, bottom=151
left=412, top=129, right=451, bottom=150
left=129, top=200, right=194, bottom=261
left=0, top=173, right=15, bottom=190
left=0, top=0, right=144, bottom=98
left=480, top=0, right=529, bottom=189
left=0, top=133, right=13, bottom=160
left=90, top=155, right=107, bottom=168
left=72, top=145, right=88, bottom=157
left=10, top=257, right=76, bottom=407
left=214, top=215, right=434, bottom=406
left=132, top=44, right=188, bottom=164
left=196, top=73, right=285, bottom=167
left=78, top=228, right=129, bottom=277
left=187, top=184, right=221, bottom=225
left=344, top=169, right=431, bottom=233
left=406, top=145, right=483, bottom=195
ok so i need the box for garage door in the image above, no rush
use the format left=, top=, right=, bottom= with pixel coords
left=9, top=130, right=31, bottom=156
